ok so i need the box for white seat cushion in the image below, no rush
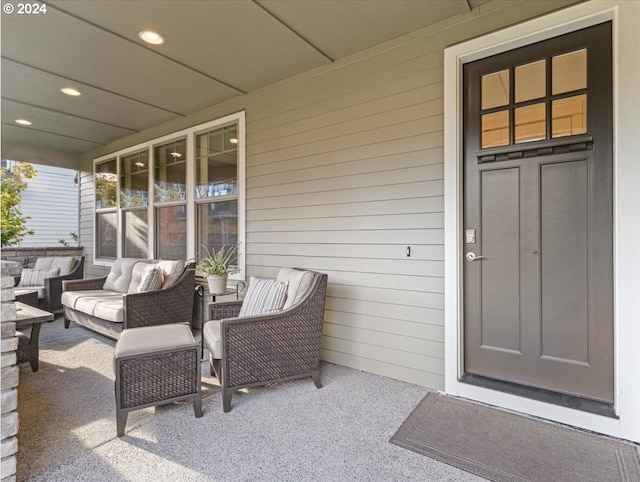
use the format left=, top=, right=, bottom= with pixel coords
left=114, top=324, right=195, bottom=370
left=62, top=289, right=124, bottom=322
left=15, top=286, right=45, bottom=299
left=34, top=256, right=75, bottom=276
left=203, top=319, right=222, bottom=359
left=276, top=268, right=314, bottom=309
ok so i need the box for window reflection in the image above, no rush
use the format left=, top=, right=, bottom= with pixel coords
left=552, top=49, right=587, bottom=95
left=515, top=59, right=546, bottom=103
left=482, top=70, right=509, bottom=110
left=482, top=110, right=510, bottom=148
left=552, top=94, right=587, bottom=138
left=515, top=103, right=546, bottom=143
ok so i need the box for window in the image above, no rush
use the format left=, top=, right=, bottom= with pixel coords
left=93, top=112, right=245, bottom=277
left=480, top=49, right=588, bottom=149
left=195, top=124, right=239, bottom=262
left=95, top=159, right=117, bottom=259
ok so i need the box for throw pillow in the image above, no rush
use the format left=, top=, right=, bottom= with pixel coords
left=18, top=268, right=60, bottom=287
left=137, top=267, right=163, bottom=293
left=238, top=277, right=288, bottom=317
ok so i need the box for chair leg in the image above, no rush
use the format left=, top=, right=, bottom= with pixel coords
left=312, top=370, right=322, bottom=389
left=193, top=395, right=202, bottom=418
left=29, top=358, right=39, bottom=372
left=222, top=389, right=233, bottom=413
left=116, top=409, right=128, bottom=437
left=64, top=317, right=71, bottom=329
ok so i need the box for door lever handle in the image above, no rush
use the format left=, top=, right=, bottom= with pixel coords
left=466, top=252, right=485, bottom=261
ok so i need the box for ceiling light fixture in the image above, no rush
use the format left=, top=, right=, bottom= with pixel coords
left=15, top=119, right=32, bottom=126
left=61, top=87, right=81, bottom=96
left=170, top=152, right=182, bottom=158
left=139, top=30, right=164, bottom=45
left=229, top=138, right=238, bottom=144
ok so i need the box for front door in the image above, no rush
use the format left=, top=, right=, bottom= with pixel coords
left=462, top=22, right=613, bottom=403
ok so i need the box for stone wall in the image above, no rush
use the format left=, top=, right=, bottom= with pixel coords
left=1, top=269, right=19, bottom=482
left=1, top=246, right=84, bottom=269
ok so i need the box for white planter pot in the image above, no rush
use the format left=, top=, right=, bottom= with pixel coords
left=207, top=274, right=228, bottom=294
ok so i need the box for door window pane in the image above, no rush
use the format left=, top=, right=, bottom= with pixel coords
left=515, top=59, right=546, bottom=103
left=552, top=49, right=587, bottom=95
left=156, top=205, right=186, bottom=260
left=481, top=70, right=509, bottom=109
left=123, top=209, right=148, bottom=258
left=120, top=150, right=149, bottom=208
left=481, top=110, right=510, bottom=148
left=154, top=139, right=186, bottom=203
left=197, top=200, right=238, bottom=260
left=96, top=212, right=117, bottom=259
left=95, top=159, right=117, bottom=209
left=552, top=94, right=587, bottom=138
left=515, top=103, right=546, bottom=143
left=195, top=124, right=238, bottom=199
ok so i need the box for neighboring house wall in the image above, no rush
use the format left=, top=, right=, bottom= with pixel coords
left=79, top=0, right=582, bottom=387
left=15, top=163, right=79, bottom=248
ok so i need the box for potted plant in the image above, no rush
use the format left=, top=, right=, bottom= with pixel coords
left=196, top=244, right=239, bottom=294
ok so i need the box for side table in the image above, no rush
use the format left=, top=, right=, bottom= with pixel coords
left=15, top=302, right=54, bottom=372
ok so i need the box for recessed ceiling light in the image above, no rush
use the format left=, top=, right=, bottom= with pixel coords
left=61, top=87, right=81, bottom=96
left=229, top=138, right=238, bottom=144
left=139, top=30, right=164, bottom=45
left=15, top=119, right=32, bottom=126
left=170, top=152, right=182, bottom=158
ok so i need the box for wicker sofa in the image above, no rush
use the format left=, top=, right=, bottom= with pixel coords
left=203, top=268, right=328, bottom=412
left=15, top=255, right=85, bottom=312
left=62, top=258, right=195, bottom=339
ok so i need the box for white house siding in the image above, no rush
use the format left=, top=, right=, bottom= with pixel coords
left=79, top=0, right=582, bottom=389
left=16, top=163, right=79, bottom=248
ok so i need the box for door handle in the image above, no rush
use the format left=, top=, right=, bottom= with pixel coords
left=466, top=252, right=485, bottom=261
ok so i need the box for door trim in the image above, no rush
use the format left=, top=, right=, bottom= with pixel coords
left=444, top=2, right=624, bottom=439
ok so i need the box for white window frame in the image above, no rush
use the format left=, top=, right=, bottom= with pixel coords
left=93, top=111, right=246, bottom=281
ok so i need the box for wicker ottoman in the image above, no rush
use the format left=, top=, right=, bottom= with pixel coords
left=114, top=324, right=202, bottom=437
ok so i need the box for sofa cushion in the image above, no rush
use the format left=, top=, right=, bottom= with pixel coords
left=103, top=258, right=140, bottom=293
left=114, top=324, right=195, bottom=369
left=34, top=256, right=75, bottom=276
left=67, top=290, right=124, bottom=322
left=156, top=260, right=185, bottom=289
left=127, top=261, right=157, bottom=293
left=277, top=268, right=314, bottom=309
left=238, top=277, right=288, bottom=317
left=18, top=268, right=60, bottom=287
left=137, top=267, right=163, bottom=292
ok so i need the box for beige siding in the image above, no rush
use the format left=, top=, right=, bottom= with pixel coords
left=79, top=0, right=580, bottom=389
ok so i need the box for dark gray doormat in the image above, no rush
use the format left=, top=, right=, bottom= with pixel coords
left=390, top=393, right=640, bottom=482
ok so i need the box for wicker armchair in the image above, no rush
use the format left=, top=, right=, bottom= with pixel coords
left=205, top=270, right=328, bottom=412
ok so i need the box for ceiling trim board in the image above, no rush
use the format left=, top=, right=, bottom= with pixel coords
left=253, top=0, right=335, bottom=63
left=47, top=2, right=248, bottom=96
left=1, top=97, right=140, bottom=134
left=1, top=122, right=107, bottom=146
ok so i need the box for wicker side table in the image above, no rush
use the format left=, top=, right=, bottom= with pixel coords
left=114, top=324, right=202, bottom=437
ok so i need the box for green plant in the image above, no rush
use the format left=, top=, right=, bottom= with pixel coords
left=58, top=232, right=79, bottom=247
left=197, top=244, right=239, bottom=276
left=1, top=162, right=36, bottom=247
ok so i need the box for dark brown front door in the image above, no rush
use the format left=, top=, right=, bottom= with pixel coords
left=462, top=22, right=613, bottom=403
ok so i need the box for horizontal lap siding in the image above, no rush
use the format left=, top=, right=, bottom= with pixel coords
left=245, top=31, right=446, bottom=388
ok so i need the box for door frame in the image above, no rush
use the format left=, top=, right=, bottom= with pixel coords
left=444, top=1, right=639, bottom=442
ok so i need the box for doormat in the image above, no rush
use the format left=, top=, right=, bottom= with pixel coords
left=390, top=393, right=640, bottom=482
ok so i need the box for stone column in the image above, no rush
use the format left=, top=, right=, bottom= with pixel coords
left=1, top=268, right=19, bottom=482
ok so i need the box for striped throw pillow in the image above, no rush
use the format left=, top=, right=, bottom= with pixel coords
left=238, top=277, right=288, bottom=317
left=18, top=268, right=60, bottom=287
left=137, top=267, right=163, bottom=293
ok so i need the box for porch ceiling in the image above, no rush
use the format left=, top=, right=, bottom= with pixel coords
left=1, top=0, right=490, bottom=166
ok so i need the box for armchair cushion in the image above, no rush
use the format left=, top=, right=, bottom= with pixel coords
left=34, top=256, right=75, bottom=275
left=203, top=319, right=222, bottom=359
left=238, top=277, right=288, bottom=317
left=18, top=268, right=60, bottom=287
left=156, top=260, right=185, bottom=289
left=277, top=268, right=314, bottom=309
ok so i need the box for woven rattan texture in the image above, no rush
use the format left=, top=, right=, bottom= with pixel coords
left=119, top=350, right=199, bottom=409
left=125, top=268, right=195, bottom=328
left=209, top=301, right=243, bottom=320
left=224, top=274, right=327, bottom=389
